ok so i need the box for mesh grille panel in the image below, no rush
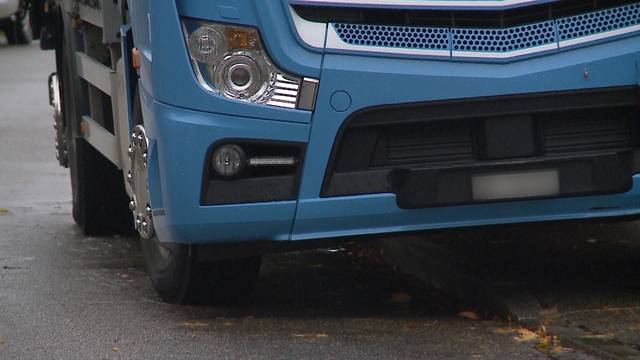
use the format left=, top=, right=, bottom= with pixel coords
left=451, top=21, right=555, bottom=52
left=333, top=23, right=449, bottom=50
left=329, top=1, right=640, bottom=57
left=557, top=2, right=640, bottom=41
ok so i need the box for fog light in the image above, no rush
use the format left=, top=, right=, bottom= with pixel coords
left=212, top=145, right=246, bottom=177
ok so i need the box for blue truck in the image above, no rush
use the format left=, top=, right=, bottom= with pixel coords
left=39, top=0, right=640, bottom=303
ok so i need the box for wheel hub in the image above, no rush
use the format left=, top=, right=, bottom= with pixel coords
left=128, top=125, right=155, bottom=239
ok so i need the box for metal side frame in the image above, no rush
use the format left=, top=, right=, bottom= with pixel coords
left=58, top=0, right=136, bottom=195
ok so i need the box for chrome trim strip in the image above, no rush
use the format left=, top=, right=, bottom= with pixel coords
left=290, top=0, right=556, bottom=10
left=558, top=24, right=640, bottom=48
left=289, top=5, right=327, bottom=48
left=452, top=43, right=558, bottom=58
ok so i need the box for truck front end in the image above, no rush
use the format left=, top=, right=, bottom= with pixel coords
left=131, top=0, right=640, bottom=247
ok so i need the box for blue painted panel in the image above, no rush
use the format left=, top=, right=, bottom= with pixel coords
left=142, top=97, right=310, bottom=244
left=128, top=0, right=153, bottom=97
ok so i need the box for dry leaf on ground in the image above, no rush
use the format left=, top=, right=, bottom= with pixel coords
left=514, top=328, right=540, bottom=342
left=183, top=320, right=208, bottom=328
left=291, top=332, right=329, bottom=339
left=494, top=327, right=517, bottom=335
left=459, top=311, right=479, bottom=320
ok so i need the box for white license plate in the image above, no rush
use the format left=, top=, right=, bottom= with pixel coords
left=472, top=170, right=560, bottom=201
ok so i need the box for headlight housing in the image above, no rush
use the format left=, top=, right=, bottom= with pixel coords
left=182, top=19, right=318, bottom=110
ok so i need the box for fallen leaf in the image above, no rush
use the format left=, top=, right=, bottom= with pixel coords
left=459, top=311, right=479, bottom=320
left=494, top=327, right=517, bottom=335
left=536, top=335, right=550, bottom=350
left=550, top=345, right=573, bottom=354
left=0, top=208, right=9, bottom=215
left=581, top=333, right=615, bottom=341
left=183, top=320, right=208, bottom=328
left=390, top=291, right=412, bottom=304
left=291, top=332, right=329, bottom=339
left=514, top=328, right=540, bottom=343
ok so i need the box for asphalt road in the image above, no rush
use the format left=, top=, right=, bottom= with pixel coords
left=2, top=38, right=640, bottom=360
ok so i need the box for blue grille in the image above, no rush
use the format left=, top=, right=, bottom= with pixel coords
left=333, top=23, right=449, bottom=50
left=451, top=21, right=556, bottom=52
left=330, top=1, right=640, bottom=57
left=557, top=2, right=640, bottom=41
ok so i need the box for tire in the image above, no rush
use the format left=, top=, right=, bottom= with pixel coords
left=131, top=90, right=261, bottom=304
left=6, top=10, right=32, bottom=45
left=141, top=238, right=261, bottom=304
left=58, top=14, right=133, bottom=236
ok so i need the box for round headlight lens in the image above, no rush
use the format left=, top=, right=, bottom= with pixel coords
left=212, top=145, right=246, bottom=177
left=187, top=26, right=225, bottom=65
left=214, top=52, right=271, bottom=101
left=228, top=63, right=253, bottom=90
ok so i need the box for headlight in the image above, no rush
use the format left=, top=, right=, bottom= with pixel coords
left=182, top=19, right=318, bottom=111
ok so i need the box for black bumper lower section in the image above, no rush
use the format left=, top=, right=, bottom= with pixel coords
left=322, top=87, right=640, bottom=208
left=201, top=142, right=304, bottom=205
left=392, top=153, right=634, bottom=209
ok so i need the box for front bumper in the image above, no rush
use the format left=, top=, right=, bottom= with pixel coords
left=145, top=97, right=640, bottom=244
left=139, top=1, right=640, bottom=245
left=147, top=92, right=640, bottom=244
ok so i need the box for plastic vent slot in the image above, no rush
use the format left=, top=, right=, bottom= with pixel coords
left=451, top=21, right=556, bottom=52
left=557, top=2, right=640, bottom=41
left=333, top=23, right=450, bottom=50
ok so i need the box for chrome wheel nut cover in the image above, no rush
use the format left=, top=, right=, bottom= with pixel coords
left=128, top=125, right=155, bottom=239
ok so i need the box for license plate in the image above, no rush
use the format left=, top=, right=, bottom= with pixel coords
left=472, top=170, right=560, bottom=201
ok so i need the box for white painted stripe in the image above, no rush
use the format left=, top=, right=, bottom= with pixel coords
left=558, top=24, right=640, bottom=48
left=274, top=88, right=300, bottom=97
left=266, top=100, right=298, bottom=108
left=271, top=94, right=298, bottom=101
left=274, top=82, right=300, bottom=90
left=291, top=0, right=554, bottom=9
left=325, top=25, right=451, bottom=57
left=452, top=42, right=558, bottom=58
left=289, top=5, right=327, bottom=48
